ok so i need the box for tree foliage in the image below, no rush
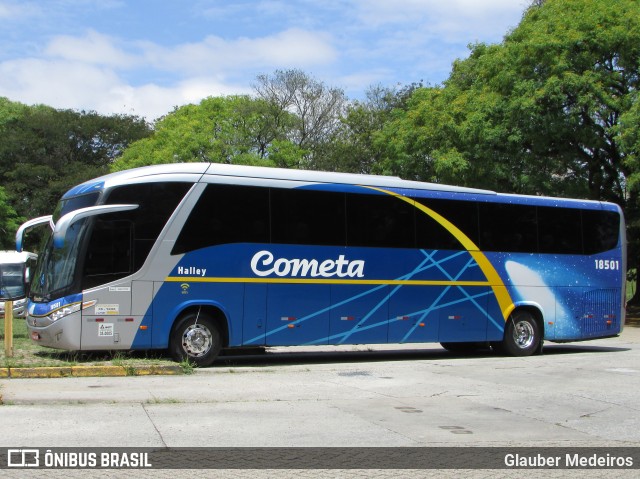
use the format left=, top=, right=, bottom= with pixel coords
left=376, top=0, right=640, bottom=202
left=305, top=84, right=399, bottom=174
left=113, top=95, right=306, bottom=171
left=253, top=69, right=346, bottom=166
left=114, top=70, right=347, bottom=172
left=0, top=98, right=151, bottom=247
left=0, top=185, right=21, bottom=249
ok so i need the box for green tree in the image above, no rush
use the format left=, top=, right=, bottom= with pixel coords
left=373, top=85, right=476, bottom=184
left=253, top=69, right=346, bottom=168
left=312, top=85, right=400, bottom=174
left=113, top=95, right=305, bottom=171
left=0, top=185, right=22, bottom=249
left=378, top=0, right=640, bottom=199
left=496, top=0, right=638, bottom=202
left=0, top=100, right=151, bottom=220
left=619, top=92, right=640, bottom=299
left=0, top=97, right=28, bottom=128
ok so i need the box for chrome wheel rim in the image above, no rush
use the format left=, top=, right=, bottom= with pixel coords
left=513, top=320, right=535, bottom=349
left=182, top=324, right=213, bottom=357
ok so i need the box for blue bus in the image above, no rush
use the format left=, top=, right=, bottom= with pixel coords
left=16, top=163, right=626, bottom=366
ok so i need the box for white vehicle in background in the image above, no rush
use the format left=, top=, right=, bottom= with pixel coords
left=0, top=250, right=37, bottom=317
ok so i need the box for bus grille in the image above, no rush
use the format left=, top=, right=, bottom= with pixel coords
left=582, top=289, right=620, bottom=337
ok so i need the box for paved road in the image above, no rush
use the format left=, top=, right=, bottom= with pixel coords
left=1, top=325, right=640, bottom=478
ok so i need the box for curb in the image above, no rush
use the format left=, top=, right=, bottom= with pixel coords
left=0, top=364, right=183, bottom=378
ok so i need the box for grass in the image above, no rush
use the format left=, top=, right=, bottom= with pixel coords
left=0, top=316, right=179, bottom=370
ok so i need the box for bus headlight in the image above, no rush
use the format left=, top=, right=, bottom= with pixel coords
left=48, top=303, right=82, bottom=322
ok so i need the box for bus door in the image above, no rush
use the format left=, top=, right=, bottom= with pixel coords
left=81, top=282, right=135, bottom=349
left=81, top=280, right=155, bottom=350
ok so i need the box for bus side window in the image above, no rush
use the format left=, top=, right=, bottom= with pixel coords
left=415, top=198, right=479, bottom=250
left=172, top=184, right=270, bottom=254
left=538, top=207, right=582, bottom=254
left=583, top=210, right=620, bottom=254
left=346, top=193, right=414, bottom=248
left=83, top=219, right=133, bottom=289
left=479, top=203, right=537, bottom=253
left=271, top=188, right=345, bottom=246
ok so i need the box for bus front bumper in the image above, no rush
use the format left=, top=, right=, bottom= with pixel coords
left=27, top=312, right=82, bottom=350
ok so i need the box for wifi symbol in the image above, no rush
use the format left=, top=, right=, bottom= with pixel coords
left=181, top=283, right=190, bottom=294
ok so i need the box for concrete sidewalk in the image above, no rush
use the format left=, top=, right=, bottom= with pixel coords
left=1, top=327, right=638, bottom=478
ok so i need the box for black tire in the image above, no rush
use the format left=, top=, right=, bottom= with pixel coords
left=169, top=311, right=222, bottom=367
left=440, top=342, right=489, bottom=354
left=501, top=310, right=541, bottom=357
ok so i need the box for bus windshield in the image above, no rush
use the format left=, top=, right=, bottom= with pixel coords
left=0, top=264, right=25, bottom=299
left=30, top=192, right=100, bottom=301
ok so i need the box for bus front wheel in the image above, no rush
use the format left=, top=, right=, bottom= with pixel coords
left=169, top=311, right=222, bottom=367
left=500, top=310, right=541, bottom=357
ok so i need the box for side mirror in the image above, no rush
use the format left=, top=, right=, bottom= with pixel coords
left=15, top=215, right=53, bottom=252
left=53, top=204, right=138, bottom=249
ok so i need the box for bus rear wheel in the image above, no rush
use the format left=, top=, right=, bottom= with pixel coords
left=501, top=310, right=541, bottom=357
left=169, top=311, right=222, bottom=367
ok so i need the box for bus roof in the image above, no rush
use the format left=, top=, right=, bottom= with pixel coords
left=62, top=162, right=618, bottom=211
left=64, top=162, right=496, bottom=198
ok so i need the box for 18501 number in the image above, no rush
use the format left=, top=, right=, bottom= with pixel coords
left=595, top=259, right=620, bottom=270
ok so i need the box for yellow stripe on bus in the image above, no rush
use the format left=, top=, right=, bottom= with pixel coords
left=165, top=276, right=492, bottom=287
left=364, top=186, right=514, bottom=321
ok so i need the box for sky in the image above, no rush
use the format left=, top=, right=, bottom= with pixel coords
left=0, top=0, right=529, bottom=121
